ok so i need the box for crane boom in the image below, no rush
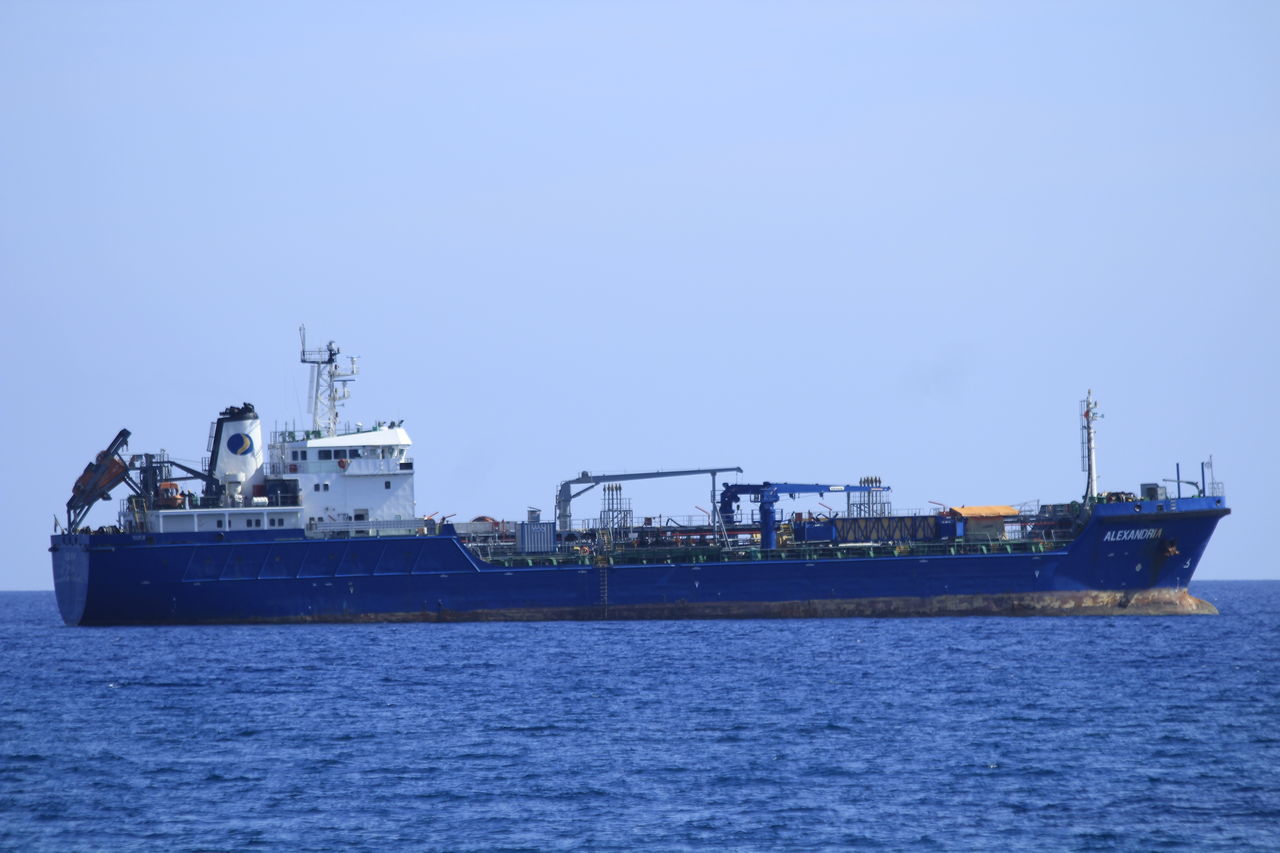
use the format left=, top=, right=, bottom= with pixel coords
left=556, top=467, right=742, bottom=531
left=719, top=481, right=892, bottom=549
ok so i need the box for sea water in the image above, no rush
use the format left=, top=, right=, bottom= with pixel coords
left=1, top=582, right=1277, bottom=851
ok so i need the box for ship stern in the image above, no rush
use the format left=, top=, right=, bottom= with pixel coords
left=49, top=535, right=90, bottom=626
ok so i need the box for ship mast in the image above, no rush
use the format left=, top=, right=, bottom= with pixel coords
left=1081, top=389, right=1102, bottom=503
left=299, top=325, right=358, bottom=437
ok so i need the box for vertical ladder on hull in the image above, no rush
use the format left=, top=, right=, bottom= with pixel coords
left=595, top=525, right=612, bottom=619
left=595, top=556, right=610, bottom=618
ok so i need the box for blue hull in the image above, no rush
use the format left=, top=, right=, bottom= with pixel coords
left=50, top=498, right=1229, bottom=625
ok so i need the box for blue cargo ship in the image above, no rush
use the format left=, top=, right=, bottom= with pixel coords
left=50, top=332, right=1229, bottom=625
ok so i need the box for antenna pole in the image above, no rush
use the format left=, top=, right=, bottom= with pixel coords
left=1081, top=390, right=1103, bottom=503
left=299, top=326, right=358, bottom=436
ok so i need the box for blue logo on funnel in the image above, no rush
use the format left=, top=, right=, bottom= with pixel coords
left=227, top=433, right=255, bottom=456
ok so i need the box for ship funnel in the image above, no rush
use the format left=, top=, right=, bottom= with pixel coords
left=207, top=403, right=264, bottom=503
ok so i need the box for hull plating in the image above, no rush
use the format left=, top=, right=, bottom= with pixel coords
left=50, top=499, right=1229, bottom=626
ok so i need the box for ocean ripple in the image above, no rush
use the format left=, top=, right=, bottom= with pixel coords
left=0, top=582, right=1277, bottom=851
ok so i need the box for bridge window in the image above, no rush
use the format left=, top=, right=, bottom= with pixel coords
left=334, top=449, right=348, bottom=460
left=350, top=448, right=362, bottom=459
left=318, top=449, right=332, bottom=460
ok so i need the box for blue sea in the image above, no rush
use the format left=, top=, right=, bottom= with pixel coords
left=2, top=582, right=1277, bottom=852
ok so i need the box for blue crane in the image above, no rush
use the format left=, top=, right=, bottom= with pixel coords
left=718, top=481, right=891, bottom=549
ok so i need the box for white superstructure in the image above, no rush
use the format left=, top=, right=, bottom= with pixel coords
left=122, top=333, right=421, bottom=538
left=271, top=422, right=417, bottom=533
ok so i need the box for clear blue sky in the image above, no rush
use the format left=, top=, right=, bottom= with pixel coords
left=2, top=1, right=1275, bottom=589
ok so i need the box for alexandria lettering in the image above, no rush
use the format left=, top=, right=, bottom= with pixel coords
left=1103, top=528, right=1164, bottom=542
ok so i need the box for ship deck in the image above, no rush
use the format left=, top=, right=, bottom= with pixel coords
left=476, top=537, right=1067, bottom=569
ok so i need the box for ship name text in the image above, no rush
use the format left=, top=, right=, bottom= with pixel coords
left=1103, top=528, right=1164, bottom=542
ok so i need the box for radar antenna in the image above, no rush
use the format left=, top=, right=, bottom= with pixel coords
left=299, top=324, right=358, bottom=436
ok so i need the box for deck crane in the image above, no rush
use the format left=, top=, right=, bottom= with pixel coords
left=719, top=481, right=892, bottom=549
left=555, top=467, right=743, bottom=531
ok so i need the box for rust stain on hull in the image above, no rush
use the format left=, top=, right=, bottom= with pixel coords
left=149, top=587, right=1217, bottom=626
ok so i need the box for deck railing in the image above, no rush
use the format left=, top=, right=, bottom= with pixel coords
left=471, top=535, right=1068, bottom=569
left=307, top=518, right=427, bottom=538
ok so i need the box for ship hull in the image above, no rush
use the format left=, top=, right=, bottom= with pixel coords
left=50, top=499, right=1228, bottom=626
